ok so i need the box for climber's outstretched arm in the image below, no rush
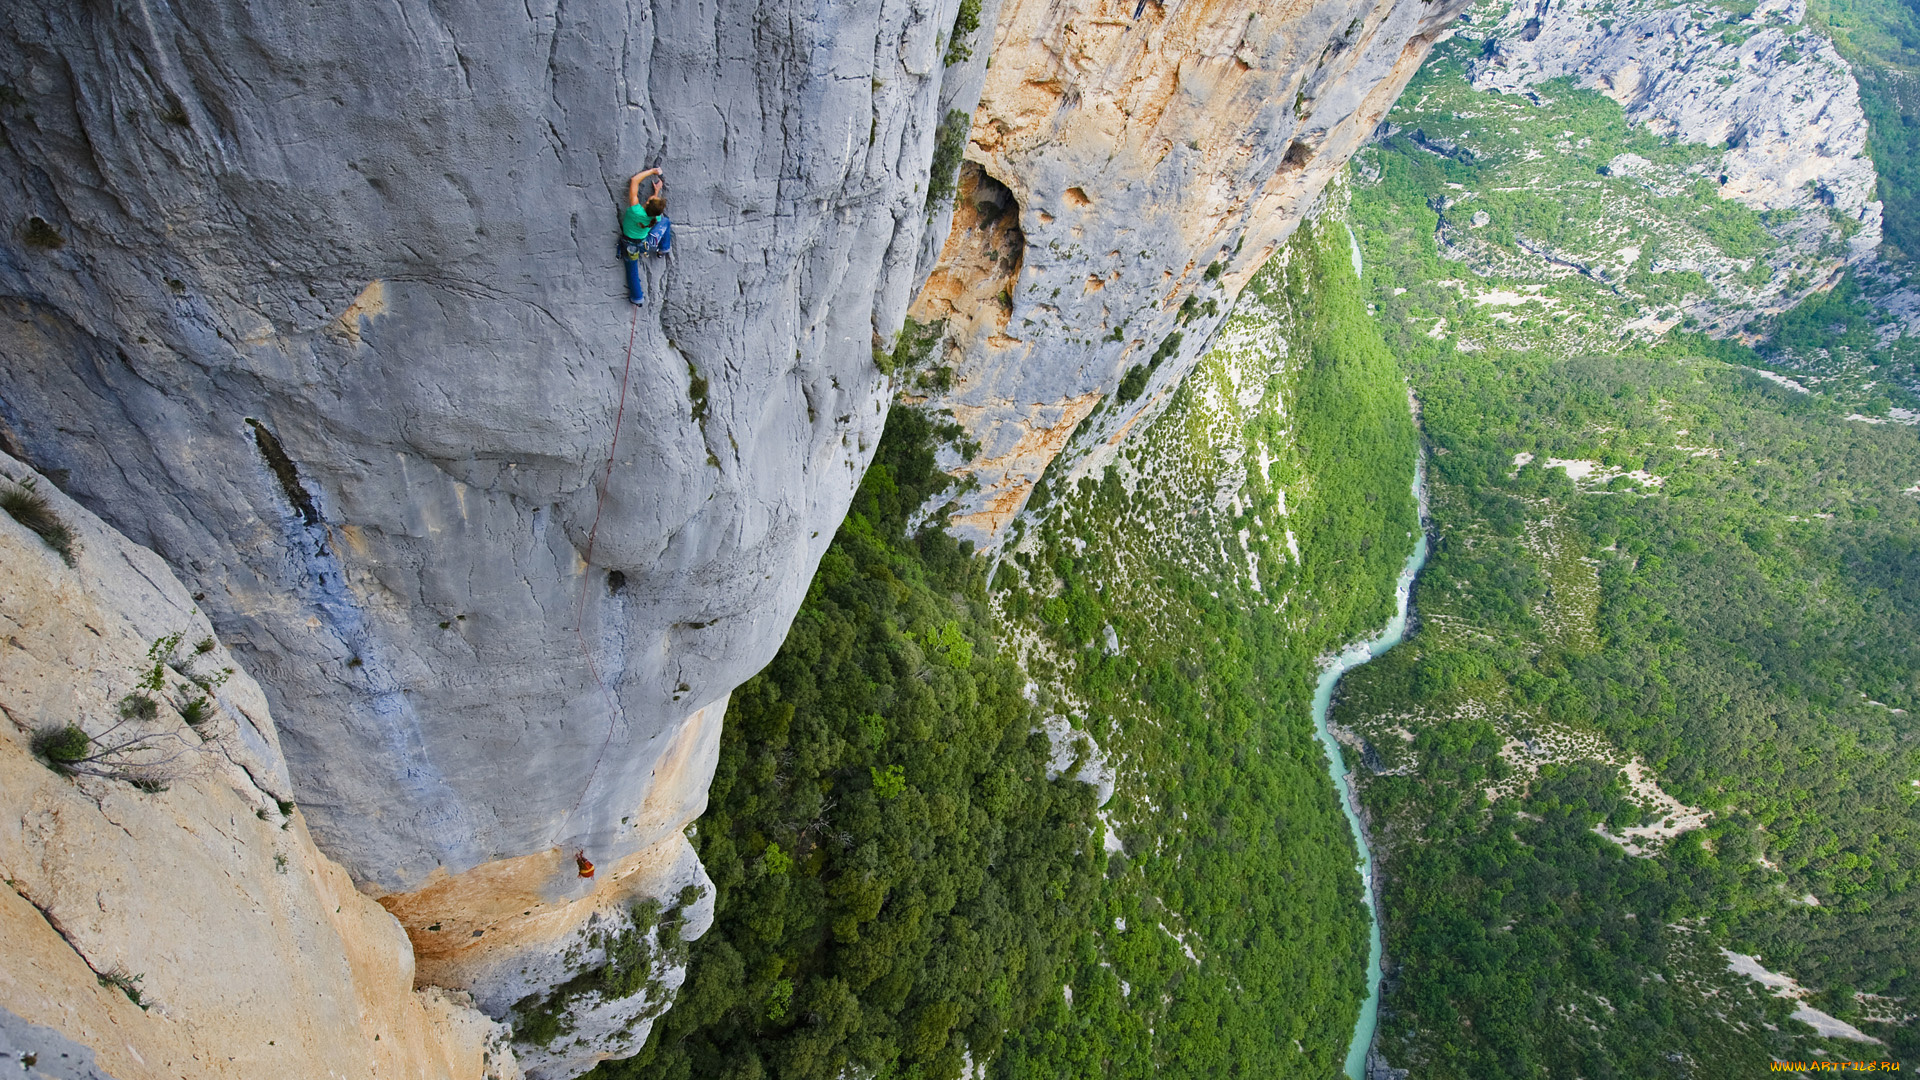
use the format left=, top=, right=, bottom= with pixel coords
left=628, top=167, right=661, bottom=207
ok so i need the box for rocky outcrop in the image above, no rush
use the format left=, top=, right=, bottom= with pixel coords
left=1466, top=0, right=1881, bottom=326
left=0, top=0, right=1472, bottom=1069
left=0, top=0, right=995, bottom=1063
left=0, top=451, right=515, bottom=1080
left=907, top=0, right=1473, bottom=545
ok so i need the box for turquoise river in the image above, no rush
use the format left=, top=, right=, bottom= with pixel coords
left=1313, top=455, right=1429, bottom=1079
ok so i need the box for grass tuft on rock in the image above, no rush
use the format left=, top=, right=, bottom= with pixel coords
left=1, top=476, right=78, bottom=565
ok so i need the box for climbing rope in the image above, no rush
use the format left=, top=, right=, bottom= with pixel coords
left=565, top=303, right=641, bottom=835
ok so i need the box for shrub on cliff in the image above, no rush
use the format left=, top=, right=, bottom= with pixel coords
left=31, top=725, right=92, bottom=772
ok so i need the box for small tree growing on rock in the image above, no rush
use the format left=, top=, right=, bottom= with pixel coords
left=28, top=632, right=233, bottom=786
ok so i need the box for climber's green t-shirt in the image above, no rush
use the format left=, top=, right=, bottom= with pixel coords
left=621, top=203, right=658, bottom=240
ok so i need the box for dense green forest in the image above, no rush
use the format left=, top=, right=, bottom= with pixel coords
left=1339, top=25, right=1920, bottom=1075
left=608, top=220, right=1423, bottom=1078
left=983, top=220, right=1420, bottom=1078
left=596, top=406, right=1105, bottom=1080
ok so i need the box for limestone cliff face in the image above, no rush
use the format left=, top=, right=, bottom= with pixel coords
left=0, top=451, right=515, bottom=1080
left=0, top=0, right=1470, bottom=1070
left=908, top=0, right=1472, bottom=544
left=0, top=0, right=989, bottom=1060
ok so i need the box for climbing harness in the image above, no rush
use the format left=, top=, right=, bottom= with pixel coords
left=564, top=303, right=642, bottom=857
left=618, top=221, right=673, bottom=260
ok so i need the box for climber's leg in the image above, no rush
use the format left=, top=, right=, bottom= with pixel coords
left=623, top=247, right=644, bottom=305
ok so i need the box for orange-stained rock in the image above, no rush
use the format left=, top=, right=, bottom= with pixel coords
left=910, top=0, right=1471, bottom=546
left=369, top=701, right=721, bottom=1080
left=0, top=451, right=517, bottom=1080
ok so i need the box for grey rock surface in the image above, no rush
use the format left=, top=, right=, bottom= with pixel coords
left=0, top=1007, right=117, bottom=1080
left=0, top=0, right=986, bottom=897
left=1469, top=0, right=1882, bottom=280
left=907, top=0, right=1472, bottom=546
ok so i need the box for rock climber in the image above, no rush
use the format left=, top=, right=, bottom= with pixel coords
left=618, top=166, right=673, bottom=304
left=575, top=849, right=596, bottom=878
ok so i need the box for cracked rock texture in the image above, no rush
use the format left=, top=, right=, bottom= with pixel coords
left=0, top=0, right=995, bottom=1060
left=0, top=451, right=517, bottom=1080
left=905, top=0, right=1471, bottom=545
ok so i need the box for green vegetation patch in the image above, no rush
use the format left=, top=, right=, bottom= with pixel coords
left=926, top=110, right=973, bottom=214
left=606, top=407, right=1105, bottom=1080
left=1349, top=98, right=1920, bottom=1062
left=1, top=474, right=77, bottom=565
left=518, top=893, right=696, bottom=1053
left=985, top=219, right=1421, bottom=1078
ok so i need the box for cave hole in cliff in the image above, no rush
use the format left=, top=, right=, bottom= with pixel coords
left=1522, top=0, right=1549, bottom=40
left=966, top=163, right=1020, bottom=236
left=957, top=162, right=1026, bottom=316
left=1281, top=139, right=1315, bottom=173
left=606, top=569, right=627, bottom=595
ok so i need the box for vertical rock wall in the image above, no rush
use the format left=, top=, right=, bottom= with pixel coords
left=908, top=0, right=1471, bottom=545
left=0, top=451, right=516, bottom=1080
left=0, top=0, right=978, bottom=902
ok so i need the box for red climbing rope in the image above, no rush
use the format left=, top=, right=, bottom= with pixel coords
left=567, top=303, right=641, bottom=833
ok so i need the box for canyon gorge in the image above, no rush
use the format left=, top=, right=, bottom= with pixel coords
left=9, top=0, right=1916, bottom=1071
left=1, top=0, right=1467, bottom=1074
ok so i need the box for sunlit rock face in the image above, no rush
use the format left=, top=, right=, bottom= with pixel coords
left=907, top=0, right=1472, bottom=546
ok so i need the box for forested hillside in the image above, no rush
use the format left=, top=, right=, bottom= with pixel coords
left=1339, top=23, right=1920, bottom=1076
left=611, top=220, right=1422, bottom=1079
left=985, top=219, right=1420, bottom=1077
